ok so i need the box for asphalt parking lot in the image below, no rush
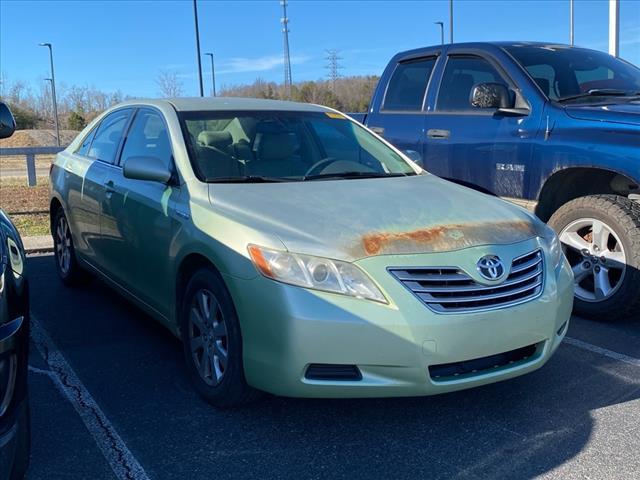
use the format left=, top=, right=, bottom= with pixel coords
left=25, top=253, right=640, bottom=480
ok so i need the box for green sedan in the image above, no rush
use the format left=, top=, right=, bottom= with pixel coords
left=50, top=98, right=574, bottom=407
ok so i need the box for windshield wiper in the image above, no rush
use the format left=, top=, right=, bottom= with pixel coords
left=303, top=171, right=411, bottom=181
left=208, top=175, right=292, bottom=183
left=557, top=89, right=632, bottom=103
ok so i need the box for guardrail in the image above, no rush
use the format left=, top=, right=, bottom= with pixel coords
left=0, top=146, right=65, bottom=186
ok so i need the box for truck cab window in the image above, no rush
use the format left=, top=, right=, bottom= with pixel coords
left=382, top=58, right=436, bottom=111
left=437, top=56, right=507, bottom=111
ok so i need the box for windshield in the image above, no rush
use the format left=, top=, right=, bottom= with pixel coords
left=179, top=110, right=417, bottom=182
left=505, top=45, right=640, bottom=102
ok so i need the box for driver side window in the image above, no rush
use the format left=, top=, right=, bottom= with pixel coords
left=120, top=109, right=173, bottom=171
left=437, top=56, right=508, bottom=111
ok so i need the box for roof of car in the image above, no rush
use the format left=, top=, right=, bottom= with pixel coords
left=394, top=41, right=585, bottom=59
left=117, top=97, right=332, bottom=113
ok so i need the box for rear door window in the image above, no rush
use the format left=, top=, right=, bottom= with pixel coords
left=88, top=109, right=132, bottom=164
left=382, top=58, right=437, bottom=111
left=436, top=56, right=508, bottom=111
left=76, top=127, right=97, bottom=156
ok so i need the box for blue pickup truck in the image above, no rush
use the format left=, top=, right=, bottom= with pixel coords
left=351, top=42, right=640, bottom=320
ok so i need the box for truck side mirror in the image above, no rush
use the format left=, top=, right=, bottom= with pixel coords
left=0, top=102, right=16, bottom=139
left=469, top=83, right=512, bottom=109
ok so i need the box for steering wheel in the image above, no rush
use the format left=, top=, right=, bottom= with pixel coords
left=304, top=157, right=340, bottom=177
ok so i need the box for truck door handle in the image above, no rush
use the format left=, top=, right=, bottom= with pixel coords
left=427, top=129, right=450, bottom=139
left=369, top=126, right=385, bottom=135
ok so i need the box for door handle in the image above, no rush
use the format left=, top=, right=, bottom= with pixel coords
left=369, top=126, right=385, bottom=135
left=427, top=129, right=450, bottom=139
left=104, top=180, right=116, bottom=198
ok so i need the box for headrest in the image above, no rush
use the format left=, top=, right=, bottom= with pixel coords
left=533, top=77, right=550, bottom=96
left=198, top=131, right=233, bottom=149
left=258, top=133, right=296, bottom=161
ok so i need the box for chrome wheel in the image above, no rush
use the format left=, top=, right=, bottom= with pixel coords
left=559, top=218, right=627, bottom=302
left=55, top=215, right=72, bottom=275
left=188, top=289, right=228, bottom=386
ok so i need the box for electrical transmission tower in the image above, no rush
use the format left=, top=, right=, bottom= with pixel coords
left=280, top=1, right=292, bottom=95
left=325, top=49, right=343, bottom=91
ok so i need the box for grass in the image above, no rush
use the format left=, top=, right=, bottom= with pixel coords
left=10, top=213, right=50, bottom=237
left=0, top=177, right=50, bottom=237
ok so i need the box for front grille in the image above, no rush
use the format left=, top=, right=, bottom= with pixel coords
left=389, top=249, right=544, bottom=313
left=429, top=343, right=539, bottom=381
left=305, top=364, right=362, bottom=381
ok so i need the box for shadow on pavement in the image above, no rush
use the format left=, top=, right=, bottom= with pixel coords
left=26, top=254, right=640, bottom=479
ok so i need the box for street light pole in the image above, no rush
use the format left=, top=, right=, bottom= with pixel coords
left=569, top=0, right=574, bottom=46
left=435, top=21, right=444, bottom=45
left=193, top=0, right=204, bottom=97
left=449, top=0, right=454, bottom=44
left=205, top=53, right=216, bottom=97
left=39, top=42, right=60, bottom=146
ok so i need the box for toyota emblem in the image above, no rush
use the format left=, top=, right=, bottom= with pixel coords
left=477, top=255, right=505, bottom=281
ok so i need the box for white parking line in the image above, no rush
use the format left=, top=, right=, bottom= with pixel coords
left=30, top=315, right=151, bottom=480
left=564, top=336, right=640, bottom=367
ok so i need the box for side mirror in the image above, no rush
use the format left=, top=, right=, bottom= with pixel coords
left=0, top=102, right=16, bottom=139
left=123, top=156, right=172, bottom=183
left=469, top=83, right=512, bottom=109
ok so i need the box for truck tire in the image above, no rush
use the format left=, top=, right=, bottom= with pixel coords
left=548, top=194, right=640, bottom=320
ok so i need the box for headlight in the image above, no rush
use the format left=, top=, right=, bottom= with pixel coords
left=248, top=245, right=387, bottom=303
left=541, top=224, right=564, bottom=269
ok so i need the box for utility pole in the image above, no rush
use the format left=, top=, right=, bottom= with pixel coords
left=449, top=0, right=454, bottom=44
left=205, top=52, right=216, bottom=96
left=280, top=0, right=292, bottom=96
left=38, top=43, right=60, bottom=146
left=435, top=21, right=444, bottom=45
left=193, top=0, right=204, bottom=97
left=569, top=0, right=574, bottom=46
left=325, top=49, right=343, bottom=92
left=609, top=0, right=619, bottom=57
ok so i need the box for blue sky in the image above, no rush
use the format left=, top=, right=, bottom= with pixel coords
left=1, top=0, right=639, bottom=97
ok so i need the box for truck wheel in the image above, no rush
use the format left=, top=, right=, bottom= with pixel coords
left=180, top=267, right=261, bottom=407
left=548, top=194, right=640, bottom=320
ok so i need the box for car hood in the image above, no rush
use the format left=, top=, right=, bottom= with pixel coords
left=564, top=100, right=640, bottom=126
left=207, top=174, right=540, bottom=262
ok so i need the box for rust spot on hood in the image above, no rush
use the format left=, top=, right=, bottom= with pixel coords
left=361, top=220, right=536, bottom=256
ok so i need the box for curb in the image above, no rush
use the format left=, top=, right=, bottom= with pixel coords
left=22, top=235, right=54, bottom=255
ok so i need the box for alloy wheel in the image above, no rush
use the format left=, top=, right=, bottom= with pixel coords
left=559, top=218, right=627, bottom=302
left=55, top=215, right=72, bottom=275
left=188, top=289, right=229, bottom=386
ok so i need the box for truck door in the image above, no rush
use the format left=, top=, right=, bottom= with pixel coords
left=424, top=52, right=541, bottom=199
left=365, top=56, right=438, bottom=166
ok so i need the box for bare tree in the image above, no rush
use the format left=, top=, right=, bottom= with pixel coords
left=156, top=69, right=184, bottom=98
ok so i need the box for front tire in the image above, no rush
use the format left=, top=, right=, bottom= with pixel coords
left=548, top=194, right=640, bottom=320
left=52, top=209, right=84, bottom=286
left=180, top=268, right=260, bottom=407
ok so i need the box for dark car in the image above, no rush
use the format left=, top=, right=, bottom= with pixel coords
left=351, top=42, right=640, bottom=320
left=0, top=102, right=30, bottom=479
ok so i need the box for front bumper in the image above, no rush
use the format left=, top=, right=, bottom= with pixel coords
left=228, top=238, right=574, bottom=398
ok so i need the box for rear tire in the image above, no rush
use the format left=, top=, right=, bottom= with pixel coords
left=548, top=194, right=640, bottom=320
left=180, top=268, right=261, bottom=407
left=52, top=209, right=85, bottom=286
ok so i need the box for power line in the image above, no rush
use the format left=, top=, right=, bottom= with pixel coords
left=280, top=1, right=292, bottom=95
left=325, top=49, right=344, bottom=92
